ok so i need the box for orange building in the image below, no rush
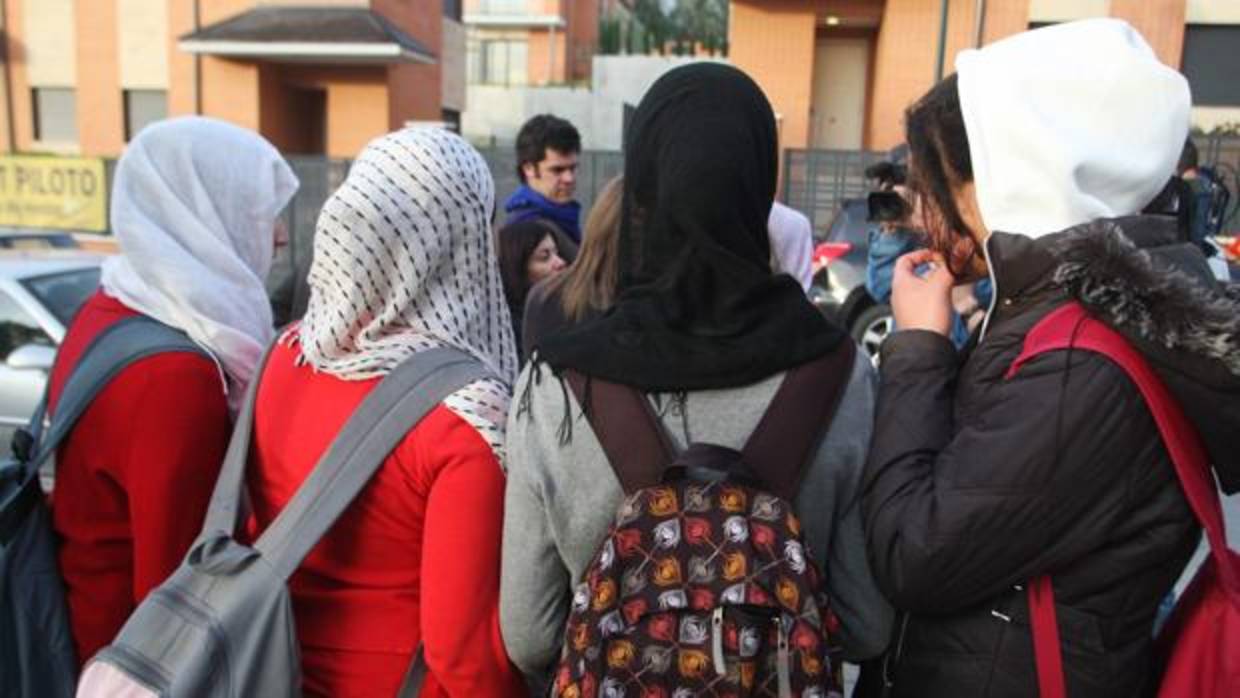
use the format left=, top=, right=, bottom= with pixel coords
left=730, top=0, right=1240, bottom=151
left=463, top=0, right=599, bottom=86
left=0, top=0, right=464, bottom=159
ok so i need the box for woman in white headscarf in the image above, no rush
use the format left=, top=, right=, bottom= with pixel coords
left=861, top=20, right=1239, bottom=697
left=48, top=116, right=298, bottom=665
left=244, top=127, right=525, bottom=698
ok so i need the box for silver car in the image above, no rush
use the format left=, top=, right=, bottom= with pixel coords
left=0, top=253, right=103, bottom=446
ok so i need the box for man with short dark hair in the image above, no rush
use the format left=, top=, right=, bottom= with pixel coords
left=504, top=114, right=583, bottom=243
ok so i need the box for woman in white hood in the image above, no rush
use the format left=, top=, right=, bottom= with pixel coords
left=48, top=116, right=297, bottom=665
left=860, top=20, right=1240, bottom=697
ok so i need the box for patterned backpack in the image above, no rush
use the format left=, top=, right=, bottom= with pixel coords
left=554, top=342, right=856, bottom=698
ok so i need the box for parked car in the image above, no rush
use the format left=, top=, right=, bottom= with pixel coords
left=809, top=197, right=893, bottom=364
left=0, top=253, right=103, bottom=446
left=0, top=228, right=82, bottom=250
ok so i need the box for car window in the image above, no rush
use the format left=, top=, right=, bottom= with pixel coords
left=0, top=290, right=52, bottom=361
left=22, top=268, right=101, bottom=326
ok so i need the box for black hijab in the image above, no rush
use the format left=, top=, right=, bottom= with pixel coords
left=537, top=63, right=846, bottom=391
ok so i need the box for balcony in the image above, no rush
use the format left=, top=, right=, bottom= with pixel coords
left=464, top=0, right=565, bottom=28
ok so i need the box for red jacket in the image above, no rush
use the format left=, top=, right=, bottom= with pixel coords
left=246, top=338, right=526, bottom=698
left=48, top=290, right=231, bottom=664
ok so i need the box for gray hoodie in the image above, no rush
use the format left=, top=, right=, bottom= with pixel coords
left=499, top=346, right=893, bottom=679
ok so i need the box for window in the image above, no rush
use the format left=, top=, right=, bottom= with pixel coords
left=32, top=88, right=77, bottom=143
left=22, top=268, right=101, bottom=326
left=468, top=38, right=528, bottom=85
left=478, top=0, right=528, bottom=14
left=0, top=290, right=51, bottom=362
left=443, top=0, right=462, bottom=22
left=124, top=89, right=168, bottom=141
left=441, top=109, right=461, bottom=132
left=1182, top=25, right=1240, bottom=107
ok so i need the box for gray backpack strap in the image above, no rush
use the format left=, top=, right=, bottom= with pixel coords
left=397, top=645, right=426, bottom=698
left=26, top=316, right=207, bottom=471
left=198, top=338, right=277, bottom=538
left=200, top=346, right=490, bottom=582
left=257, top=347, right=489, bottom=580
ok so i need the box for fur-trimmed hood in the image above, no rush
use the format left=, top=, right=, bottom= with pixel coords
left=1053, top=219, right=1240, bottom=377
left=990, top=216, right=1240, bottom=492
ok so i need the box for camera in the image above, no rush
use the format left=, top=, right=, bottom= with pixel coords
left=864, top=160, right=911, bottom=223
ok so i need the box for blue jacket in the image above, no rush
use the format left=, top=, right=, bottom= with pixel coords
left=503, top=185, right=582, bottom=243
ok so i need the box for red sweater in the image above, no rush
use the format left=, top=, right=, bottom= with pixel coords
left=246, top=338, right=526, bottom=698
left=48, top=290, right=231, bottom=664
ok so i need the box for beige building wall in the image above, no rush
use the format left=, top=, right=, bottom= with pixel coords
left=443, top=19, right=468, bottom=112
left=327, top=78, right=390, bottom=157
left=5, top=0, right=33, bottom=151
left=1111, top=0, right=1187, bottom=68
left=728, top=0, right=817, bottom=149
left=76, top=0, right=124, bottom=155
left=866, top=0, right=1029, bottom=148
left=1187, top=0, right=1240, bottom=23
left=23, top=0, right=76, bottom=87
left=118, top=0, right=169, bottom=90
left=1028, top=0, right=1110, bottom=22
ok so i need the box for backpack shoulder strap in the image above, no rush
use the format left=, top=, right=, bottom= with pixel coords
left=740, top=340, right=858, bottom=502
left=32, top=316, right=208, bottom=465
left=564, top=370, right=676, bottom=495
left=1008, top=302, right=1234, bottom=588
left=1012, top=301, right=1237, bottom=698
left=240, top=347, right=490, bottom=581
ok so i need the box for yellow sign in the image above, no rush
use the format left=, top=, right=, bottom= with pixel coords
left=0, top=156, right=108, bottom=232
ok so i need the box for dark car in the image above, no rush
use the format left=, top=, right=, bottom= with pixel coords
left=0, top=228, right=81, bottom=250
left=809, top=198, right=893, bottom=364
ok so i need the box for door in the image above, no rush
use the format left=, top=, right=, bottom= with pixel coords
left=811, top=37, right=870, bottom=149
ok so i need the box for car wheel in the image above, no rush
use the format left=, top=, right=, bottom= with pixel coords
left=851, top=304, right=894, bottom=366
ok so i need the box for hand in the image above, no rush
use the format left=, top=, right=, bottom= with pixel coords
left=891, top=249, right=956, bottom=336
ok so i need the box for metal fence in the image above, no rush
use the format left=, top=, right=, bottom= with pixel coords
left=144, top=134, right=1240, bottom=322
left=271, top=148, right=626, bottom=321
left=781, top=134, right=1240, bottom=237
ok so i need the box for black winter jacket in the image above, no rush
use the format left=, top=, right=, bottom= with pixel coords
left=862, top=217, right=1240, bottom=698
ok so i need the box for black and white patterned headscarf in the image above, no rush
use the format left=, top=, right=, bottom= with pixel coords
left=296, top=127, right=517, bottom=455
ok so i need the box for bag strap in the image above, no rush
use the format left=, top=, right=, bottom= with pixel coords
left=740, top=341, right=857, bottom=502
left=198, top=338, right=280, bottom=538
left=396, top=644, right=426, bottom=698
left=203, top=345, right=490, bottom=581
left=1028, top=576, right=1067, bottom=698
left=1008, top=301, right=1236, bottom=698
left=564, top=370, right=676, bottom=494
left=566, top=341, right=857, bottom=499
left=28, top=315, right=208, bottom=471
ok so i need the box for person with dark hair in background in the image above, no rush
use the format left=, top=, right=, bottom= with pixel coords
left=1177, top=137, right=1228, bottom=258
left=505, top=114, right=584, bottom=248
left=521, top=175, right=623, bottom=359
left=862, top=20, right=1240, bottom=697
left=497, top=219, right=568, bottom=359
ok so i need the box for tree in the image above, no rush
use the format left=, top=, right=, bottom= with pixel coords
left=604, top=0, right=728, bottom=56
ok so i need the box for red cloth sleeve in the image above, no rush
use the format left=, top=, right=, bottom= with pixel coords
left=415, top=415, right=527, bottom=698
left=120, top=356, right=231, bottom=601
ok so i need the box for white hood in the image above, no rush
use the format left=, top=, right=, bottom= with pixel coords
left=955, top=18, right=1191, bottom=239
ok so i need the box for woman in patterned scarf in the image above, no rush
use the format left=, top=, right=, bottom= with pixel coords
left=245, top=127, right=525, bottom=697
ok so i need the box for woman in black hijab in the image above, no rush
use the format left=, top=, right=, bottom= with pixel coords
left=536, top=63, right=845, bottom=388
left=500, top=63, right=891, bottom=689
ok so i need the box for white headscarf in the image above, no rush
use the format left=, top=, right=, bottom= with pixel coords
left=297, top=128, right=518, bottom=456
left=956, top=18, right=1190, bottom=239
left=102, top=117, right=299, bottom=406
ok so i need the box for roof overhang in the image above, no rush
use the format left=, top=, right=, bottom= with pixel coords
left=463, top=14, right=567, bottom=29
left=178, top=39, right=434, bottom=65
left=178, top=7, right=436, bottom=65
